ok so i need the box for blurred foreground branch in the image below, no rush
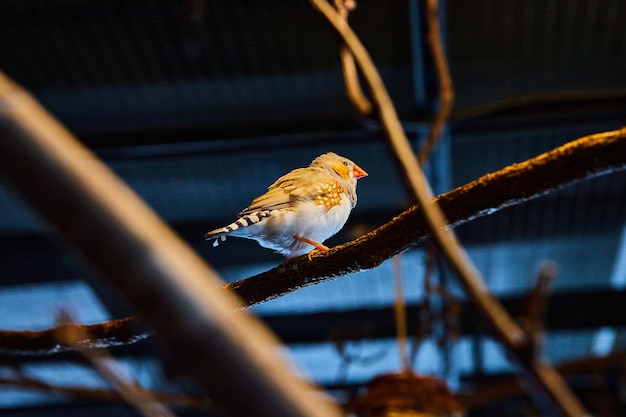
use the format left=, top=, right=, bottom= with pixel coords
left=0, top=374, right=211, bottom=410
left=0, top=70, right=344, bottom=417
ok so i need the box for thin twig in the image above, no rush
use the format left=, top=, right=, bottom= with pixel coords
left=392, top=254, right=410, bottom=372
left=0, top=374, right=212, bottom=410
left=518, top=262, right=559, bottom=358
left=452, top=87, right=626, bottom=122
left=55, top=314, right=177, bottom=417
left=409, top=246, right=438, bottom=363
left=333, top=0, right=373, bottom=115
left=418, top=0, right=454, bottom=163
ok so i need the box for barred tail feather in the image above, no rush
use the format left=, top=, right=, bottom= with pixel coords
left=204, top=211, right=271, bottom=246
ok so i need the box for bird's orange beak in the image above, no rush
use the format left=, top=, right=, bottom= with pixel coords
left=353, top=164, right=368, bottom=179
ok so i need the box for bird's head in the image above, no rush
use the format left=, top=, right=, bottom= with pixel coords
left=312, top=152, right=368, bottom=185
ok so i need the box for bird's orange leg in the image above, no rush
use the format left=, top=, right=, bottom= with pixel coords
left=293, top=235, right=330, bottom=260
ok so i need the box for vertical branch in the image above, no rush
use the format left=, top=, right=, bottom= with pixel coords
left=418, top=0, right=455, bottom=163
left=392, top=255, right=411, bottom=372
left=309, top=0, right=524, bottom=355
left=519, top=262, right=559, bottom=355
left=410, top=247, right=438, bottom=363
left=307, top=1, right=590, bottom=415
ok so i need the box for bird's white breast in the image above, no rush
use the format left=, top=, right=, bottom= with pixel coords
left=294, top=193, right=352, bottom=242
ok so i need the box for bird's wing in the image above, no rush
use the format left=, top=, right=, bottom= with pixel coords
left=239, top=168, right=319, bottom=215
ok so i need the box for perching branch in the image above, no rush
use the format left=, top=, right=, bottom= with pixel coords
left=227, top=127, right=626, bottom=306
left=0, top=128, right=623, bottom=355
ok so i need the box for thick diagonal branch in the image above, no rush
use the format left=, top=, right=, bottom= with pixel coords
left=226, top=127, right=626, bottom=306
left=0, top=70, right=344, bottom=417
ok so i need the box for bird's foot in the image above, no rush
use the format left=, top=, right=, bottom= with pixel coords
left=293, top=235, right=330, bottom=260
left=306, top=249, right=327, bottom=261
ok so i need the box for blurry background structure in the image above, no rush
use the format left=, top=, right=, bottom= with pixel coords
left=0, top=0, right=625, bottom=416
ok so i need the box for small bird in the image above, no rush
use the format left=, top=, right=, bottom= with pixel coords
left=205, top=152, right=368, bottom=258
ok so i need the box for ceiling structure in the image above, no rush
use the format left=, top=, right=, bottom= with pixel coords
left=0, top=0, right=625, bottom=416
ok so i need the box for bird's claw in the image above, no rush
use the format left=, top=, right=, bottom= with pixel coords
left=307, top=247, right=329, bottom=261
left=293, top=235, right=329, bottom=261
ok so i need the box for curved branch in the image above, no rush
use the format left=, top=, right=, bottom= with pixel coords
left=225, top=127, right=626, bottom=307
left=334, top=0, right=373, bottom=115
left=418, top=0, right=454, bottom=163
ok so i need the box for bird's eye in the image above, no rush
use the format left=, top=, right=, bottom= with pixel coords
left=342, top=161, right=349, bottom=166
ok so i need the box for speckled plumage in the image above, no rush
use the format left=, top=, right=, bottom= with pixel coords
left=205, top=152, right=367, bottom=258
